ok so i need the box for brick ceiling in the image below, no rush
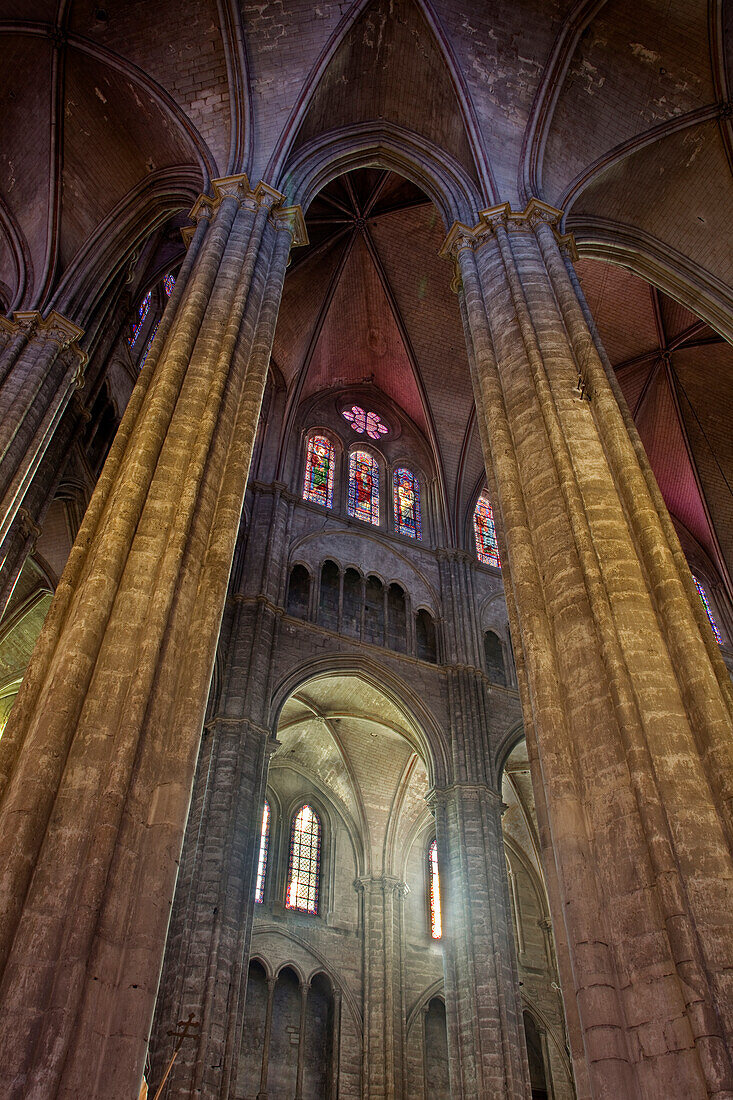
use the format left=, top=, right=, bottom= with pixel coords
left=0, top=0, right=730, bottom=581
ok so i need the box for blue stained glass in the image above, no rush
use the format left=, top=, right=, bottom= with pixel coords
left=349, top=450, right=379, bottom=525
left=138, top=321, right=159, bottom=369
left=474, top=492, right=500, bottom=568
left=163, top=272, right=176, bottom=297
left=393, top=467, right=421, bottom=539
left=693, top=576, right=722, bottom=644
left=129, top=290, right=151, bottom=347
left=303, top=435, right=335, bottom=507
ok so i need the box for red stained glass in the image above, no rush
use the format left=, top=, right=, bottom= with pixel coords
left=474, top=492, right=500, bottom=568
left=286, top=804, right=321, bottom=914
left=429, top=839, right=442, bottom=939
left=303, top=435, right=335, bottom=508
left=163, top=272, right=176, bottom=297
left=393, top=467, right=421, bottom=539
left=129, top=290, right=151, bottom=347
left=348, top=450, right=379, bottom=525
left=255, top=801, right=270, bottom=904
left=342, top=405, right=388, bottom=440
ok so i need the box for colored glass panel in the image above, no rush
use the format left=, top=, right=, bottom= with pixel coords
left=163, top=272, right=176, bottom=297
left=474, top=492, right=500, bottom=568
left=255, top=801, right=270, bottom=904
left=348, top=450, right=379, bottom=525
left=393, top=467, right=422, bottom=539
left=342, top=405, right=388, bottom=440
left=693, top=576, right=722, bottom=643
left=286, top=804, right=321, bottom=914
left=129, top=290, right=151, bottom=347
left=138, top=321, right=159, bottom=369
left=429, top=839, right=442, bottom=939
left=303, top=435, right=335, bottom=508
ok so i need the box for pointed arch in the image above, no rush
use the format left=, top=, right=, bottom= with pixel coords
left=268, top=0, right=493, bottom=208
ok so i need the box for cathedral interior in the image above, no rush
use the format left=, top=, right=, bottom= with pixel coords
left=0, top=2, right=732, bottom=1098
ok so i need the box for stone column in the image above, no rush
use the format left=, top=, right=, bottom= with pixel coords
left=0, top=310, right=86, bottom=573
left=433, top=781, right=530, bottom=1100
left=149, top=483, right=291, bottom=1100
left=356, top=874, right=408, bottom=1099
left=442, top=199, right=733, bottom=1098
left=0, top=173, right=306, bottom=1100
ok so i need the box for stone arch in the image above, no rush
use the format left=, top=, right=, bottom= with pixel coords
left=270, top=656, right=450, bottom=789
left=280, top=123, right=483, bottom=230
left=572, top=227, right=733, bottom=345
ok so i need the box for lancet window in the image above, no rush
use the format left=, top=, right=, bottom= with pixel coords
left=393, top=467, right=422, bottom=539
left=348, top=450, right=379, bottom=525
left=128, top=290, right=151, bottom=347
left=286, top=804, right=321, bottom=914
left=254, top=801, right=270, bottom=904
left=693, top=575, right=722, bottom=643
left=474, top=491, right=501, bottom=568
left=303, top=435, right=335, bottom=508
left=428, top=838, right=442, bottom=939
left=139, top=321, right=159, bottom=369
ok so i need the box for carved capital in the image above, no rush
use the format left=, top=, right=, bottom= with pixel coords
left=186, top=175, right=308, bottom=249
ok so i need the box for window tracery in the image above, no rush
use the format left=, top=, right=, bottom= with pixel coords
left=393, top=467, right=421, bottom=539
left=254, top=800, right=270, bottom=904
left=348, top=450, right=379, bottom=525
left=342, top=405, right=388, bottom=439
left=303, top=435, right=335, bottom=508
left=429, top=838, right=442, bottom=939
left=474, top=492, right=501, bottom=568
left=286, top=804, right=321, bottom=914
left=163, top=272, right=176, bottom=297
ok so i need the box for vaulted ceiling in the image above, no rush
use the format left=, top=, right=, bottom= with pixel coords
left=0, top=0, right=731, bottom=584
left=275, top=674, right=430, bottom=876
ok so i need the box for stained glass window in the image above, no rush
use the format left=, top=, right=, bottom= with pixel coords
left=474, top=492, right=500, bottom=568
left=693, top=576, right=722, bottom=643
left=342, top=405, right=388, bottom=440
left=286, top=804, right=321, bottom=914
left=303, top=435, right=335, bottom=508
left=138, top=321, right=159, bottom=369
left=393, top=468, right=422, bottom=539
left=429, top=838, right=442, bottom=940
left=163, top=272, right=176, bottom=297
left=348, top=450, right=379, bottom=525
left=129, top=290, right=151, bottom=347
left=254, top=801, right=270, bottom=904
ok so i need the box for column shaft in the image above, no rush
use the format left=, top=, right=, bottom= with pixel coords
left=0, top=174, right=305, bottom=1100
left=443, top=200, right=733, bottom=1099
left=435, top=782, right=530, bottom=1100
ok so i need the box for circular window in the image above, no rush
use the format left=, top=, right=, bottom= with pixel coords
left=342, top=405, right=388, bottom=440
